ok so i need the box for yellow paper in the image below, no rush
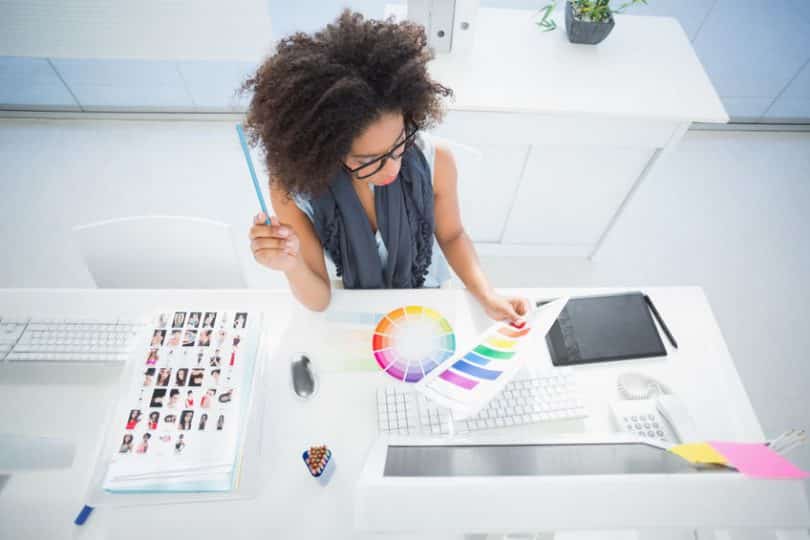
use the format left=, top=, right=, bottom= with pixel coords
left=669, top=442, right=728, bottom=465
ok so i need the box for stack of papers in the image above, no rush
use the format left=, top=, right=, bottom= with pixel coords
left=103, top=309, right=262, bottom=492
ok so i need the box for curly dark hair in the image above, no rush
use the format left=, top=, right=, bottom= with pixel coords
left=240, top=9, right=453, bottom=196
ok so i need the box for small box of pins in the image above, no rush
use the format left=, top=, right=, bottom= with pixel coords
left=302, top=445, right=334, bottom=484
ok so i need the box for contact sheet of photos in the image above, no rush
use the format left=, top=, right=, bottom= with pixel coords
left=103, top=310, right=259, bottom=492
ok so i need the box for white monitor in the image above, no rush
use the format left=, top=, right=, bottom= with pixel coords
left=355, top=434, right=810, bottom=534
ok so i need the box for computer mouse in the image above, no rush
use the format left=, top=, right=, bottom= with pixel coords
left=290, top=353, right=317, bottom=399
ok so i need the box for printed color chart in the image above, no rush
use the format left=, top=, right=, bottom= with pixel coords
left=416, top=298, right=568, bottom=419
left=373, top=306, right=456, bottom=383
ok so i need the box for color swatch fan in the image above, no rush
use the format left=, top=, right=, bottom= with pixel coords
left=416, top=298, right=568, bottom=419
left=373, top=306, right=456, bottom=383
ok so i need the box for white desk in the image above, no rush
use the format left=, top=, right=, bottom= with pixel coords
left=0, top=287, right=807, bottom=539
left=388, top=6, right=728, bottom=258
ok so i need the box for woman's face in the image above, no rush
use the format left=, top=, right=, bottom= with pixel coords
left=345, top=111, right=406, bottom=187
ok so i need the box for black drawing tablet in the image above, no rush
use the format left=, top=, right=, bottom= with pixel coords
left=546, top=292, right=667, bottom=366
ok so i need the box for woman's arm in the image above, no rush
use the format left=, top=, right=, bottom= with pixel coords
left=249, top=185, right=332, bottom=311
left=432, top=144, right=529, bottom=322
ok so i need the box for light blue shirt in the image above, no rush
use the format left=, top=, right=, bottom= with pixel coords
left=294, top=132, right=450, bottom=288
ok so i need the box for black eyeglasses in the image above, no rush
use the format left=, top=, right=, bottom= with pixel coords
left=342, top=125, right=418, bottom=180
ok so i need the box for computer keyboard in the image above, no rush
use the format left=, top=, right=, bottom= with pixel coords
left=0, top=317, right=145, bottom=364
left=377, top=368, right=587, bottom=436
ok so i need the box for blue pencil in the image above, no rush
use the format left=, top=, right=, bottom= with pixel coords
left=236, top=123, right=271, bottom=225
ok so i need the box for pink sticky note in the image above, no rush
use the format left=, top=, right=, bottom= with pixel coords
left=708, top=441, right=810, bottom=479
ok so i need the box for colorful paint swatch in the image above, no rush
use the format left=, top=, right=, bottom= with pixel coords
left=669, top=442, right=729, bottom=466
left=372, top=306, right=456, bottom=383
left=416, top=298, right=569, bottom=419
left=705, top=441, right=810, bottom=479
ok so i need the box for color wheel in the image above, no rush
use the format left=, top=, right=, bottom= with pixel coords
left=372, top=306, right=455, bottom=383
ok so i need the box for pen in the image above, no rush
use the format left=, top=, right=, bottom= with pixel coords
left=644, top=294, right=678, bottom=349
left=235, top=123, right=272, bottom=225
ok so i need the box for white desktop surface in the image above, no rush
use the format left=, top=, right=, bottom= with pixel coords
left=0, top=287, right=804, bottom=539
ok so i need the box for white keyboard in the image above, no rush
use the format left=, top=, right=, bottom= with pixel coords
left=377, top=368, right=587, bottom=436
left=0, top=317, right=145, bottom=364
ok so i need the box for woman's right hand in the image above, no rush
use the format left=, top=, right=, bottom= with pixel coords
left=249, top=212, right=301, bottom=272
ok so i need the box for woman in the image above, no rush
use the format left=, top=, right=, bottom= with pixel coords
left=150, top=330, right=165, bottom=347
left=119, top=433, right=134, bottom=453
left=156, top=368, right=171, bottom=387
left=168, top=389, right=180, bottom=409
left=200, top=389, right=216, bottom=409
left=198, top=413, right=208, bottom=431
left=125, top=409, right=141, bottom=430
left=135, top=433, right=151, bottom=454
left=179, top=411, right=194, bottom=430
left=243, top=10, right=528, bottom=322
left=143, top=368, right=155, bottom=386
left=174, top=434, right=186, bottom=453
left=185, top=390, right=195, bottom=407
left=148, top=411, right=159, bottom=430
left=174, top=368, right=188, bottom=386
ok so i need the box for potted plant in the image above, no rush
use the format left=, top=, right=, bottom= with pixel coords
left=536, top=0, right=648, bottom=45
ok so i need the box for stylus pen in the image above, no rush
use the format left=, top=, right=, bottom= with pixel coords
left=236, top=123, right=272, bottom=225
left=644, top=294, right=678, bottom=349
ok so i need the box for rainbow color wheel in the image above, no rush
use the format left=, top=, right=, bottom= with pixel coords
left=373, top=306, right=456, bottom=383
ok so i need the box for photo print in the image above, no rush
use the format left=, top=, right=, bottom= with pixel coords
left=174, top=367, right=188, bottom=386
left=135, top=433, right=151, bottom=454
left=174, top=434, right=186, bottom=454
left=146, top=348, right=159, bottom=366
left=178, top=410, right=194, bottom=431
left=182, top=329, right=197, bottom=347
left=198, top=329, right=212, bottom=347
left=150, top=388, right=167, bottom=408
left=172, top=312, right=186, bottom=329
left=148, top=411, right=160, bottom=430
left=125, top=409, right=142, bottom=430
left=150, top=329, right=166, bottom=348
left=233, top=312, right=247, bottom=329
left=202, top=312, right=217, bottom=328
left=156, top=368, right=171, bottom=387
left=156, top=312, right=170, bottom=329
left=119, top=433, right=134, bottom=453
left=187, top=312, right=201, bottom=329
left=189, top=369, right=204, bottom=387
left=143, top=368, right=155, bottom=386
left=167, top=388, right=181, bottom=409
left=167, top=329, right=182, bottom=347
left=200, top=388, right=217, bottom=409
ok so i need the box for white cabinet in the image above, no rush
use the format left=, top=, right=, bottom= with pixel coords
left=407, top=6, right=728, bottom=258
left=502, top=145, right=653, bottom=250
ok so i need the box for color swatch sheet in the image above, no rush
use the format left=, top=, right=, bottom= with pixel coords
left=103, top=309, right=262, bottom=492
left=373, top=305, right=456, bottom=382
left=416, top=298, right=568, bottom=419
left=670, top=441, right=810, bottom=479
left=321, top=310, right=387, bottom=372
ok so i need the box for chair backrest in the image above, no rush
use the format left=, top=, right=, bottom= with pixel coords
left=73, top=216, right=246, bottom=289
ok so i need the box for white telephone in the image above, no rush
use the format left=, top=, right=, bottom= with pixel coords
left=610, top=373, right=698, bottom=444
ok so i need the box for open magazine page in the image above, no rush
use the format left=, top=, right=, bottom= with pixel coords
left=103, top=310, right=260, bottom=492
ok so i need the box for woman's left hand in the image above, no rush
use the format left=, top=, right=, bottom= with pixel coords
left=481, top=293, right=531, bottom=324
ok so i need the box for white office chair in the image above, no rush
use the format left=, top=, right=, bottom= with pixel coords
left=73, top=216, right=247, bottom=289
left=429, top=134, right=483, bottom=289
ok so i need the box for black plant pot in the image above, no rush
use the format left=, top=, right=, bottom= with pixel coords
left=565, top=1, right=615, bottom=45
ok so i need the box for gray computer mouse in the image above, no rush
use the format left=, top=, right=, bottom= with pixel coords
left=290, top=353, right=317, bottom=399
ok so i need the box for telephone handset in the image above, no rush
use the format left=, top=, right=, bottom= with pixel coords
left=610, top=373, right=698, bottom=444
